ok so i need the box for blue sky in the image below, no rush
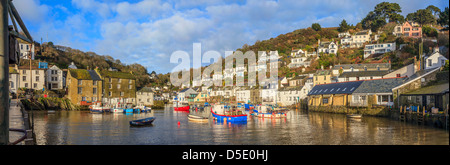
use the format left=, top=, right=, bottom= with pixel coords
left=13, top=0, right=449, bottom=74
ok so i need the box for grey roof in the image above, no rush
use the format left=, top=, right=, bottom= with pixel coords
left=353, top=78, right=405, bottom=94
left=180, top=88, right=191, bottom=92
left=402, top=68, right=438, bottom=84
left=137, top=87, right=153, bottom=93
left=334, top=63, right=390, bottom=70
left=88, top=70, right=102, bottom=81
left=338, top=71, right=389, bottom=78
left=308, top=81, right=364, bottom=96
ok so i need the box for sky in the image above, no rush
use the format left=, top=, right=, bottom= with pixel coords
left=12, top=0, right=449, bottom=74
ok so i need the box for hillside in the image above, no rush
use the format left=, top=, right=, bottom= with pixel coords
left=24, top=43, right=152, bottom=88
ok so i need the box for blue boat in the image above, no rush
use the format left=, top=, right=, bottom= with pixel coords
left=129, top=117, right=156, bottom=126
left=123, top=108, right=134, bottom=113
left=244, top=104, right=254, bottom=111
left=211, top=104, right=247, bottom=122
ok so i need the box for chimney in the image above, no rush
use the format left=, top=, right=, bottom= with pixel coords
left=433, top=47, right=439, bottom=53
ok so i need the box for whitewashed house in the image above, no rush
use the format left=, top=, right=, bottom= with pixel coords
left=276, top=87, right=302, bottom=106
left=47, top=65, right=64, bottom=90
left=363, top=42, right=396, bottom=59
left=424, top=48, right=448, bottom=70
left=19, top=39, right=35, bottom=60
left=137, top=87, right=154, bottom=106
left=18, top=65, right=46, bottom=90
left=9, top=66, right=19, bottom=94
left=317, top=40, right=338, bottom=55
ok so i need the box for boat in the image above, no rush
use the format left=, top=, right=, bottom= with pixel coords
left=211, top=104, right=247, bottom=122
left=187, top=114, right=209, bottom=122
left=254, top=105, right=288, bottom=118
left=244, top=104, right=254, bottom=111
left=174, top=105, right=190, bottom=111
left=89, top=103, right=110, bottom=113
left=123, top=105, right=134, bottom=113
left=111, top=108, right=124, bottom=113
left=129, top=117, right=156, bottom=126
left=347, top=114, right=362, bottom=119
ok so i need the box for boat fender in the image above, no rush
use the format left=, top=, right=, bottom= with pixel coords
left=178, top=121, right=180, bottom=126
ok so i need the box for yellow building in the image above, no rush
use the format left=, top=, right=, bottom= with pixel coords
left=194, top=92, right=209, bottom=103
left=66, top=69, right=103, bottom=105
left=313, top=70, right=332, bottom=86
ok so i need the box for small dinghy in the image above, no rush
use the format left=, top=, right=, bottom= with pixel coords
left=347, top=114, right=362, bottom=119
left=129, top=117, right=156, bottom=126
left=187, top=114, right=209, bottom=122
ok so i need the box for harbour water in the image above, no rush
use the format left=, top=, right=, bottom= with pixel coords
left=32, top=105, right=449, bottom=145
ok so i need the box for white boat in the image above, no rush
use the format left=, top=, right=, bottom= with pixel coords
left=89, top=103, right=110, bottom=113
left=347, top=114, right=362, bottom=119
left=111, top=108, right=124, bottom=113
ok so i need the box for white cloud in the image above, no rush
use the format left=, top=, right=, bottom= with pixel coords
left=12, top=0, right=50, bottom=23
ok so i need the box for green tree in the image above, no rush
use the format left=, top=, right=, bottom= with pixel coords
left=338, top=19, right=350, bottom=32
left=413, top=9, right=435, bottom=26
left=426, top=5, right=441, bottom=17
left=311, top=23, right=321, bottom=31
left=373, top=2, right=403, bottom=23
left=438, top=7, right=449, bottom=29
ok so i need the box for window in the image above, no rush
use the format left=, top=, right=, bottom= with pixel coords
left=78, top=87, right=82, bottom=94
left=82, top=97, right=86, bottom=101
left=109, top=84, right=112, bottom=89
left=118, top=78, right=121, bottom=83
left=120, top=92, right=124, bottom=96
left=25, top=83, right=28, bottom=88
left=78, top=80, right=82, bottom=85
left=428, top=59, right=432, bottom=67
left=129, top=85, right=132, bottom=89
left=117, top=84, right=121, bottom=89
left=33, top=83, right=37, bottom=88
left=36, top=76, right=39, bottom=82
left=129, top=79, right=132, bottom=84
left=323, top=98, right=329, bottom=104
left=109, top=78, right=112, bottom=83
left=93, top=88, right=97, bottom=94
left=109, top=91, right=112, bottom=96
left=23, top=76, right=26, bottom=81
left=35, top=70, right=39, bottom=75
left=93, top=81, right=97, bottom=86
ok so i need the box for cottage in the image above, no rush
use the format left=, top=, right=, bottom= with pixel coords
left=276, top=86, right=303, bottom=106
left=308, top=81, right=364, bottom=107
left=424, top=49, right=448, bottom=70
left=317, top=40, right=338, bottom=54
left=18, top=38, right=35, bottom=60
left=178, top=88, right=197, bottom=104
left=18, top=65, right=45, bottom=90
left=137, top=87, right=154, bottom=106
left=47, top=65, right=64, bottom=90
left=236, top=88, right=251, bottom=103
left=332, top=63, right=391, bottom=76
left=313, top=70, right=332, bottom=85
left=350, top=78, right=405, bottom=107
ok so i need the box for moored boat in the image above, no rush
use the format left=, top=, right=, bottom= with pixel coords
left=89, top=103, right=110, bottom=113
left=111, top=108, right=124, bottom=113
left=174, top=105, right=190, bottom=111
left=129, top=117, right=156, bottom=126
left=347, top=114, right=362, bottom=119
left=211, top=104, right=247, bottom=122
left=254, top=105, right=288, bottom=118
left=187, top=114, right=209, bottom=122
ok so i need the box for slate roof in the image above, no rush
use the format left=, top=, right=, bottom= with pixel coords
left=333, top=63, right=390, bottom=70
left=352, top=78, right=405, bottom=94
left=308, top=81, right=364, bottom=96
left=402, top=83, right=449, bottom=95
left=137, top=87, right=154, bottom=93
left=88, top=70, right=102, bottom=81
left=338, top=71, right=389, bottom=78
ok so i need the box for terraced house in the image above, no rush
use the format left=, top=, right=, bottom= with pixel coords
left=66, top=69, right=103, bottom=105
left=97, top=70, right=137, bottom=106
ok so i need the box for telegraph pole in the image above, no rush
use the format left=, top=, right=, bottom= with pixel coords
left=0, top=0, right=10, bottom=145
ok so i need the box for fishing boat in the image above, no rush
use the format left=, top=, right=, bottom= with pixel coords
left=347, top=114, right=362, bottom=119
left=254, top=105, right=288, bottom=118
left=111, top=108, right=123, bottom=113
left=174, top=105, right=190, bottom=111
left=123, top=105, right=134, bottom=113
left=244, top=104, right=254, bottom=111
left=89, top=103, right=110, bottom=113
left=129, top=117, right=156, bottom=126
left=211, top=104, right=247, bottom=122
left=187, top=114, right=209, bottom=122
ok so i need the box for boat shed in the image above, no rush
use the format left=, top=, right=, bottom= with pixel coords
left=399, top=83, right=449, bottom=113
left=307, top=81, right=364, bottom=107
